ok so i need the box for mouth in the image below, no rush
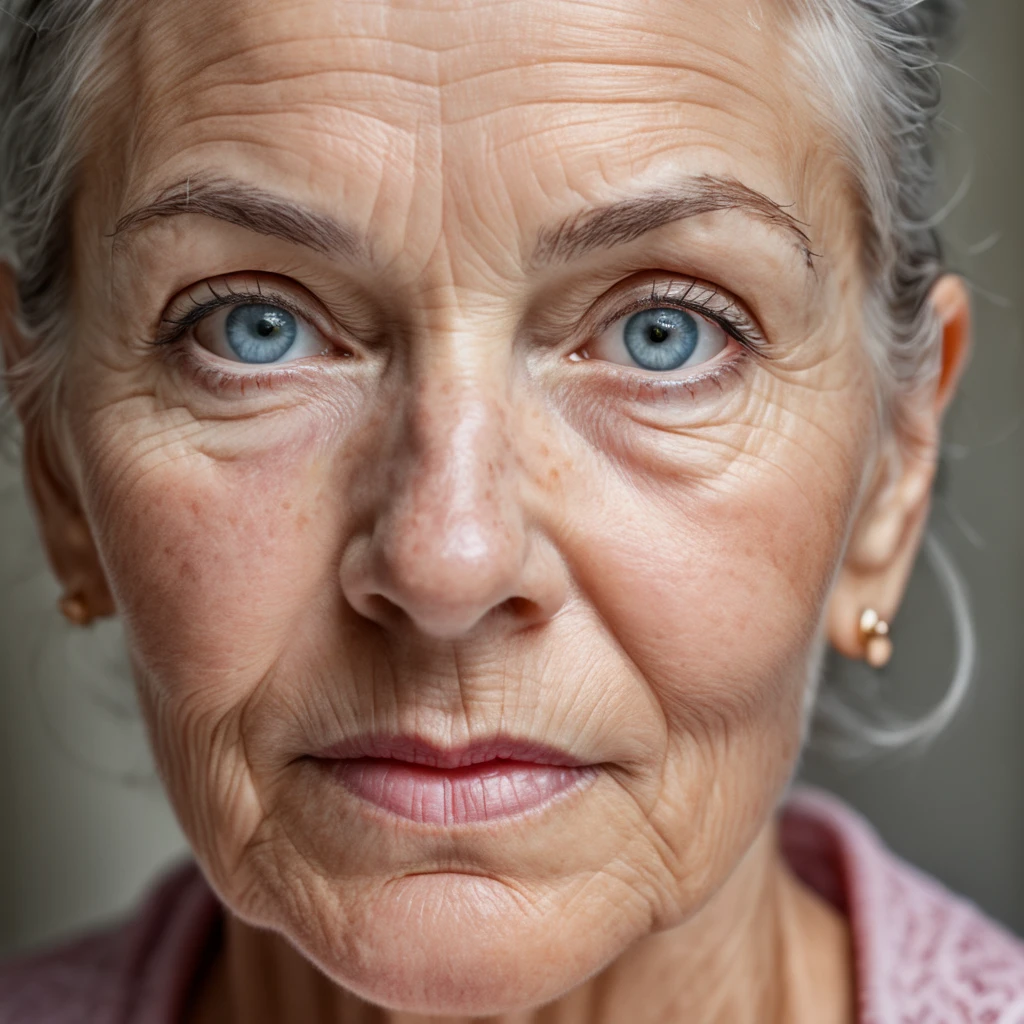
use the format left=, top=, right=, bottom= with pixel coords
left=308, top=735, right=599, bottom=825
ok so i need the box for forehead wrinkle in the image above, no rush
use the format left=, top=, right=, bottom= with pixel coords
left=455, top=107, right=781, bottom=167
left=143, top=103, right=418, bottom=155
left=89, top=0, right=835, bottom=293
left=111, top=0, right=810, bottom=167
left=424, top=35, right=800, bottom=121
left=125, top=0, right=801, bottom=127
left=197, top=62, right=442, bottom=93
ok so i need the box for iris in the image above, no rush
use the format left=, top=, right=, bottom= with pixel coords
left=622, top=308, right=699, bottom=371
left=225, top=304, right=298, bottom=363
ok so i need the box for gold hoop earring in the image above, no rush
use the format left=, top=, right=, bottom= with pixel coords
left=58, top=593, right=94, bottom=627
left=859, top=608, right=893, bottom=669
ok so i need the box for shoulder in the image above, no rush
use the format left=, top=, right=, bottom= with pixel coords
left=782, top=787, right=1024, bottom=1024
left=0, top=862, right=220, bottom=1024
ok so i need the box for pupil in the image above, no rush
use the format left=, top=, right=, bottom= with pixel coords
left=256, top=320, right=276, bottom=337
left=648, top=326, right=669, bottom=343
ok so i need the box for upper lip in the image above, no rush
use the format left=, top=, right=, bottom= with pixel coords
left=310, top=734, right=591, bottom=770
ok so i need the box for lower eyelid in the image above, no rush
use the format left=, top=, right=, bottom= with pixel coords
left=575, top=333, right=743, bottom=381
left=161, top=342, right=335, bottom=401
left=554, top=351, right=751, bottom=423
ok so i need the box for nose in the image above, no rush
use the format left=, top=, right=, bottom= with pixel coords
left=339, top=371, right=567, bottom=641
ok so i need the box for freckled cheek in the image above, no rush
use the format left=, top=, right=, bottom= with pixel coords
left=87, top=440, right=343, bottom=705
left=573, top=447, right=858, bottom=730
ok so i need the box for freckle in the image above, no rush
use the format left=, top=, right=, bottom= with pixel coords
left=282, top=500, right=293, bottom=512
left=296, top=512, right=310, bottom=529
left=190, top=501, right=200, bottom=516
left=548, top=468, right=560, bottom=484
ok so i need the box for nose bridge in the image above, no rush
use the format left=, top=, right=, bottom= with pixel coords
left=406, top=357, right=516, bottom=549
left=346, top=324, right=550, bottom=640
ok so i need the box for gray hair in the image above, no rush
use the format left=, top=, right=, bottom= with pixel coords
left=0, top=0, right=972, bottom=750
left=792, top=0, right=961, bottom=430
left=787, top=0, right=974, bottom=752
left=0, top=0, right=112, bottom=427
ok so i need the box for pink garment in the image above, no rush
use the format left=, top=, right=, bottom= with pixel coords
left=3, top=787, right=1024, bottom=1022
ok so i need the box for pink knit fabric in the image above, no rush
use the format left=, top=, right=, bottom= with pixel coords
left=3, top=787, right=1024, bottom=1022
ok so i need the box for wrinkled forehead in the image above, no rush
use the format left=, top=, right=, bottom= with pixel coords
left=98, top=0, right=817, bottom=270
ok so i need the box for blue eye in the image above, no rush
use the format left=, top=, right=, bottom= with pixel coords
left=622, top=308, right=698, bottom=371
left=588, top=302, right=730, bottom=373
left=225, top=304, right=298, bottom=363
left=189, top=298, right=326, bottom=366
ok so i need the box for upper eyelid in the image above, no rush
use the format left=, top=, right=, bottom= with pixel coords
left=155, top=281, right=326, bottom=346
left=153, top=273, right=763, bottom=353
left=591, top=279, right=764, bottom=347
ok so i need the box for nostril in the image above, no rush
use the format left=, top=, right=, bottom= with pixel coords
left=356, top=592, right=409, bottom=631
left=501, top=595, right=544, bottom=624
left=349, top=587, right=545, bottom=641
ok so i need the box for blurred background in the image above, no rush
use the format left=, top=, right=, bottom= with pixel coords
left=1, top=0, right=1023, bottom=956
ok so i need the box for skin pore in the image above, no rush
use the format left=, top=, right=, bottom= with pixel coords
left=1, top=0, right=970, bottom=1020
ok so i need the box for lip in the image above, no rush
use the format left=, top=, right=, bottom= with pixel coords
left=308, top=735, right=598, bottom=825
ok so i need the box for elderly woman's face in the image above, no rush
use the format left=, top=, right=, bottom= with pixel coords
left=38, top=0, right=927, bottom=1012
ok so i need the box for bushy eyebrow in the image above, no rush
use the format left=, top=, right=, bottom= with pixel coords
left=531, top=174, right=816, bottom=269
left=110, top=173, right=363, bottom=259
left=110, top=171, right=814, bottom=271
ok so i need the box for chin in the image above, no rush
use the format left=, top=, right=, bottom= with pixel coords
left=291, top=871, right=626, bottom=1016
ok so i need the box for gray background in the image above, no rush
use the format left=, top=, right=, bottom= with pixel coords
left=1, top=0, right=1023, bottom=956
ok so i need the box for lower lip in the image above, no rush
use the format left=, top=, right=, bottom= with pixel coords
left=323, top=758, right=595, bottom=825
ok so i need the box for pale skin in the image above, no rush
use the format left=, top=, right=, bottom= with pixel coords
left=0, top=0, right=972, bottom=1021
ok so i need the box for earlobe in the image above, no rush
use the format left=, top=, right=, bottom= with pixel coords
left=826, top=273, right=971, bottom=663
left=2, top=261, right=115, bottom=624
left=22, top=412, right=117, bottom=624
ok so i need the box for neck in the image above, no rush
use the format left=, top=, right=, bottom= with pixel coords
left=188, top=825, right=853, bottom=1024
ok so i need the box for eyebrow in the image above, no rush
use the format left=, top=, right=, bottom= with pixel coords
left=532, top=174, right=816, bottom=269
left=110, top=173, right=363, bottom=259
left=110, top=171, right=814, bottom=271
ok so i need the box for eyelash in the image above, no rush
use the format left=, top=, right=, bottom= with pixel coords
left=150, top=274, right=763, bottom=396
left=589, top=278, right=763, bottom=352
left=153, top=279, right=316, bottom=348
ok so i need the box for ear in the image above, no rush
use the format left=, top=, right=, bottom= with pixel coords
left=827, top=274, right=971, bottom=659
left=0, top=262, right=115, bottom=622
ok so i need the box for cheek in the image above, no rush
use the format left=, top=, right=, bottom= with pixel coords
left=567, top=358, right=872, bottom=716
left=558, top=389, right=870, bottom=910
left=73, top=406, right=360, bottom=879
left=81, top=412, right=344, bottom=708
left=606, top=466, right=843, bottom=704
left=577, top=442, right=857, bottom=732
